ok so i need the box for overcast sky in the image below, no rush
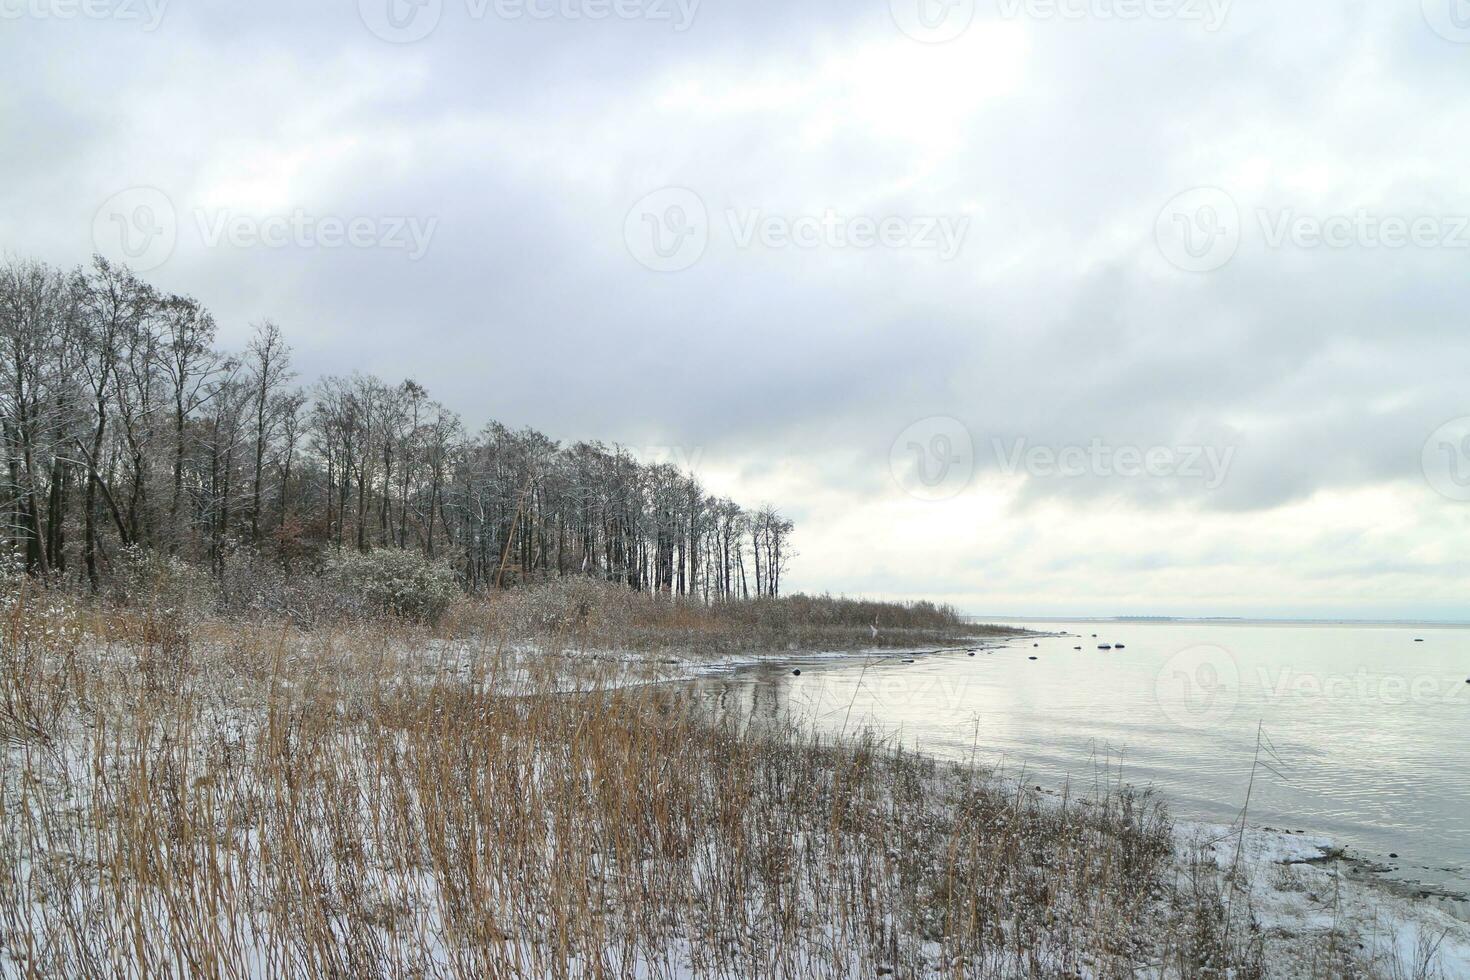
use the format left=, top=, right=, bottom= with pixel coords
left=4, top=0, right=1470, bottom=619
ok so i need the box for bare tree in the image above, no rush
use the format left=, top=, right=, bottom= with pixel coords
left=245, top=321, right=293, bottom=544
left=0, top=253, right=797, bottom=598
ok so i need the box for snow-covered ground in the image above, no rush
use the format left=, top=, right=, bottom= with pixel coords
left=1169, top=820, right=1470, bottom=977
left=6, top=622, right=1465, bottom=978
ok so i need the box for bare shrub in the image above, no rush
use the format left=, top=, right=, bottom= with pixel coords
left=104, top=544, right=218, bottom=618
left=323, top=549, right=460, bottom=624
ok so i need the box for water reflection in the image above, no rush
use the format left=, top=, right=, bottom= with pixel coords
left=689, top=622, right=1470, bottom=898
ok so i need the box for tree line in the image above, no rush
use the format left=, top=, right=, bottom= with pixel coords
left=0, top=256, right=793, bottom=598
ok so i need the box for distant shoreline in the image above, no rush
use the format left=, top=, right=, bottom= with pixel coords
left=972, top=615, right=1470, bottom=628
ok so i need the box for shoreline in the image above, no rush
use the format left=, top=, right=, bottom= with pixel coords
left=655, top=631, right=1470, bottom=959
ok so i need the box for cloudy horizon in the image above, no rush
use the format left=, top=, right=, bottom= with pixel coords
left=6, top=0, right=1470, bottom=620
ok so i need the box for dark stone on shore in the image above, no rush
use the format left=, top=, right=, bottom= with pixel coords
left=792, top=669, right=801, bottom=676
left=968, top=651, right=976, bottom=657
left=903, top=659, right=915, bottom=663
left=1390, top=853, right=1399, bottom=859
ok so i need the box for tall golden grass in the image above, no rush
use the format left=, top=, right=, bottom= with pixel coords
left=0, top=590, right=1276, bottom=979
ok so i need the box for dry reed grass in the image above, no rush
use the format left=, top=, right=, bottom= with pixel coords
left=0, top=590, right=1367, bottom=979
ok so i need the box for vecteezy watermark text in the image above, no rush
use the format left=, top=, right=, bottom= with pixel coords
left=726, top=209, right=969, bottom=260
left=1153, top=642, right=1470, bottom=733
left=625, top=188, right=969, bottom=272
left=1158, top=187, right=1470, bottom=273
left=889, top=0, right=1228, bottom=43
left=993, top=437, right=1234, bottom=489
left=91, top=187, right=439, bottom=272
left=358, top=0, right=697, bottom=43
left=630, top=444, right=706, bottom=474
left=0, top=0, right=167, bottom=29
left=887, top=417, right=1237, bottom=501
left=195, top=209, right=438, bottom=261
left=1258, top=666, right=1470, bottom=705
left=1257, top=209, right=1470, bottom=251
left=997, top=0, right=1230, bottom=30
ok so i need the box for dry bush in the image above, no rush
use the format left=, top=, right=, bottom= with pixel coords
left=103, top=544, right=219, bottom=619
left=0, top=593, right=81, bottom=749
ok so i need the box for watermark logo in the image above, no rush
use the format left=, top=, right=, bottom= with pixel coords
left=1161, top=189, right=1470, bottom=273
left=1257, top=209, right=1470, bottom=251
left=359, top=0, right=442, bottom=42
left=727, top=210, right=969, bottom=260
left=1155, top=644, right=1239, bottom=730
left=625, top=188, right=970, bottom=271
left=194, top=209, right=438, bottom=260
left=891, top=417, right=975, bottom=501
left=1156, top=187, right=1240, bottom=273
left=992, top=437, right=1234, bottom=489
left=93, top=187, right=177, bottom=273
left=997, top=0, right=1231, bottom=30
left=890, top=0, right=975, bottom=42
left=92, top=190, right=440, bottom=269
left=0, top=0, right=169, bottom=29
left=1423, top=0, right=1470, bottom=42
left=481, top=0, right=699, bottom=28
left=1258, top=666, right=1469, bottom=705
left=633, top=444, right=706, bottom=474
left=1423, top=417, right=1470, bottom=502
left=359, top=0, right=697, bottom=40
left=625, top=188, right=709, bottom=273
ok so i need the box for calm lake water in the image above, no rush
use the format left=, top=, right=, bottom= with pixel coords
left=692, top=620, right=1470, bottom=899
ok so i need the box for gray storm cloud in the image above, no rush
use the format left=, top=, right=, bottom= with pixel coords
left=3, top=0, right=1469, bottom=615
